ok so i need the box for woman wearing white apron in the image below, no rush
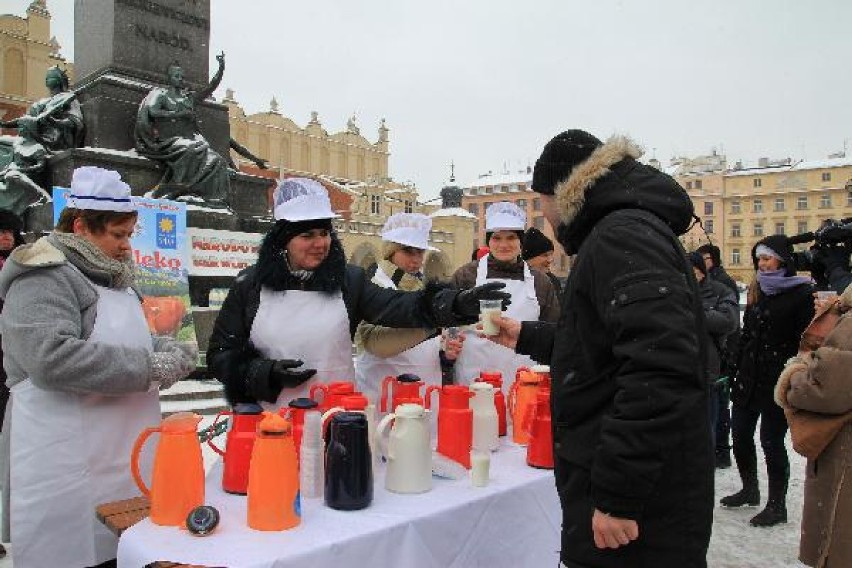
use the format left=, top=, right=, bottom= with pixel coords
left=451, top=201, right=560, bottom=389
left=354, top=213, right=465, bottom=405
left=0, top=167, right=196, bottom=568
left=207, top=178, right=508, bottom=411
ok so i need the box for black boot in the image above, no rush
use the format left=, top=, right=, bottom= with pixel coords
left=720, top=484, right=760, bottom=507
left=749, top=499, right=787, bottom=526
left=715, top=448, right=732, bottom=469
left=750, top=464, right=788, bottom=526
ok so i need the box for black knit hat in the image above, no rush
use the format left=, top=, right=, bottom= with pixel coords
left=532, top=130, right=603, bottom=195
left=688, top=251, right=707, bottom=277
left=521, top=227, right=554, bottom=260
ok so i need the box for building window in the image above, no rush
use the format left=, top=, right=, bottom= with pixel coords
left=534, top=216, right=545, bottom=229
left=797, top=220, right=808, bottom=234
left=822, top=172, right=831, bottom=182
left=706, top=219, right=714, bottom=234
left=797, top=196, right=808, bottom=210
left=704, top=202, right=713, bottom=215
left=754, top=223, right=763, bottom=237
left=695, top=180, right=703, bottom=190
left=753, top=199, right=763, bottom=213
left=753, top=178, right=762, bottom=188
left=468, top=203, right=479, bottom=215
left=474, top=221, right=479, bottom=233
left=469, top=187, right=478, bottom=196
left=686, top=181, right=693, bottom=190
left=370, top=194, right=381, bottom=215
left=404, top=200, right=413, bottom=214
left=732, top=249, right=741, bottom=265
left=502, top=185, right=510, bottom=193
left=820, top=194, right=832, bottom=208
left=518, top=184, right=527, bottom=191
left=774, top=197, right=785, bottom=212
left=847, top=192, right=852, bottom=206
left=517, top=199, right=527, bottom=207
left=533, top=198, right=541, bottom=211
left=731, top=201, right=741, bottom=214
left=731, top=223, right=741, bottom=237
left=774, top=222, right=785, bottom=235
left=485, top=187, right=494, bottom=194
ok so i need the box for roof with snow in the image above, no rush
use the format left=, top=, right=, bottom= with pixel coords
left=725, top=155, right=852, bottom=177
left=430, top=207, right=477, bottom=219
left=463, top=170, right=532, bottom=189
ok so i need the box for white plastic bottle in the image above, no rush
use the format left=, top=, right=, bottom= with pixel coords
left=299, top=411, right=324, bottom=499
left=470, top=382, right=499, bottom=452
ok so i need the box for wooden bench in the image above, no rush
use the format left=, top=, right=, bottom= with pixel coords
left=96, top=496, right=212, bottom=568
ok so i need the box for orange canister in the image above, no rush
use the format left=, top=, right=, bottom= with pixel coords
left=247, top=412, right=301, bottom=531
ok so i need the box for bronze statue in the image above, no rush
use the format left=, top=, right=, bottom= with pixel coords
left=0, top=66, right=83, bottom=216
left=135, top=53, right=231, bottom=208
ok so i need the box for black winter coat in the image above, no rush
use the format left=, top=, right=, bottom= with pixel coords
left=518, top=137, right=713, bottom=567
left=698, top=276, right=739, bottom=380
left=733, top=283, right=814, bottom=410
left=207, top=233, right=464, bottom=405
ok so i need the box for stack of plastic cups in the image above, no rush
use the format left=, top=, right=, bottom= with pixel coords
left=300, top=411, right=324, bottom=499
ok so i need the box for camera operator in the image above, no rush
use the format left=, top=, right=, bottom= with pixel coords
left=790, top=218, right=852, bottom=293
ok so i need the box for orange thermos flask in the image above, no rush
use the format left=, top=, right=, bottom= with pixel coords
left=425, top=385, right=474, bottom=468
left=509, top=368, right=542, bottom=445
left=131, top=412, right=205, bottom=526
left=525, top=390, right=554, bottom=469
left=247, top=411, right=301, bottom=531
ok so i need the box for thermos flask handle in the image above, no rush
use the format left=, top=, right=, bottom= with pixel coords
left=131, top=426, right=160, bottom=498
left=380, top=375, right=394, bottom=413
left=375, top=412, right=396, bottom=461
left=424, top=385, right=439, bottom=410
left=206, top=410, right=232, bottom=457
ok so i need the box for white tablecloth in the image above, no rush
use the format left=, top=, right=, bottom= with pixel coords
left=117, top=442, right=561, bottom=568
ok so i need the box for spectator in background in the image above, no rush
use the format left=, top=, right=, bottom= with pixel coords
left=689, top=251, right=738, bottom=435
left=697, top=243, right=741, bottom=469
left=522, top=226, right=563, bottom=294
left=722, top=236, right=814, bottom=527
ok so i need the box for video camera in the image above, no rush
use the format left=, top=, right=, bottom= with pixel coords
left=790, top=217, right=852, bottom=276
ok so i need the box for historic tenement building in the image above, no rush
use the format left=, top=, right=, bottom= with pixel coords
left=0, top=1, right=73, bottom=131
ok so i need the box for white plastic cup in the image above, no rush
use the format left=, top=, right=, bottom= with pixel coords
left=479, top=299, right=502, bottom=336
left=816, top=290, right=838, bottom=301
left=471, top=450, right=490, bottom=487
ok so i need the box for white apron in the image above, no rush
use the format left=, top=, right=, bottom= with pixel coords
left=250, top=288, right=355, bottom=410
left=354, top=265, right=442, bottom=406
left=10, top=284, right=161, bottom=568
left=454, top=256, right=540, bottom=392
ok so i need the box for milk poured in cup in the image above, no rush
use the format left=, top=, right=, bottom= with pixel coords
left=479, top=299, right=502, bottom=336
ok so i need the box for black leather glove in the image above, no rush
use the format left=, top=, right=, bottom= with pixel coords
left=452, top=282, right=512, bottom=318
left=248, top=358, right=316, bottom=403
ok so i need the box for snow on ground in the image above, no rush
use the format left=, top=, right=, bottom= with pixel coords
left=0, top=430, right=811, bottom=567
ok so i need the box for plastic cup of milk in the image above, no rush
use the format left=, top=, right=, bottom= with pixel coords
left=479, top=299, right=502, bottom=336
left=471, top=450, right=491, bottom=487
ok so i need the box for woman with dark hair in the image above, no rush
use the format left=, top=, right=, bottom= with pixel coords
left=721, top=235, right=814, bottom=527
left=207, top=178, right=508, bottom=408
left=0, top=167, right=196, bottom=567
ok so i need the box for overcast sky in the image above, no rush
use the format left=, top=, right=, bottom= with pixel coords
left=8, top=0, right=852, bottom=201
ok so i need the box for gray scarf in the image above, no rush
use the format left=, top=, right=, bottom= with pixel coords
left=49, top=232, right=136, bottom=289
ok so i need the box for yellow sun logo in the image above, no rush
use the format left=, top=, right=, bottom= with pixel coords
left=159, top=217, right=175, bottom=233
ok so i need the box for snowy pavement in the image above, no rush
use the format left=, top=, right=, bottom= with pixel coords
left=0, top=431, right=810, bottom=567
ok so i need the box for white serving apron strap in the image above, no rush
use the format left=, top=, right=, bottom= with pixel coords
left=10, top=284, right=160, bottom=568
left=454, top=256, right=540, bottom=391
left=250, top=288, right=355, bottom=410
left=355, top=266, right=442, bottom=406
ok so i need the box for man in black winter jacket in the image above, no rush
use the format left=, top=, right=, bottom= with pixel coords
left=489, top=131, right=713, bottom=568
left=696, top=243, right=741, bottom=468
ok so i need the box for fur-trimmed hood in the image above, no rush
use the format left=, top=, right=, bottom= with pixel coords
left=553, top=135, right=695, bottom=254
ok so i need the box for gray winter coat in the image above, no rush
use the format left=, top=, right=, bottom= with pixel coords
left=0, top=235, right=159, bottom=541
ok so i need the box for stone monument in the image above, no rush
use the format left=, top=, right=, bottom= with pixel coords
left=28, top=0, right=279, bottom=356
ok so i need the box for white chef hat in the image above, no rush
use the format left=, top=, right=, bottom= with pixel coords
left=67, top=166, right=135, bottom=212
left=272, top=177, right=340, bottom=221
left=485, top=201, right=526, bottom=232
left=380, top=213, right=439, bottom=251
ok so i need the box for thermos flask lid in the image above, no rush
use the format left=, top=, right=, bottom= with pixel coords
left=396, top=373, right=422, bottom=383
left=233, top=402, right=264, bottom=414
left=289, top=397, right=319, bottom=409
left=186, top=505, right=220, bottom=536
